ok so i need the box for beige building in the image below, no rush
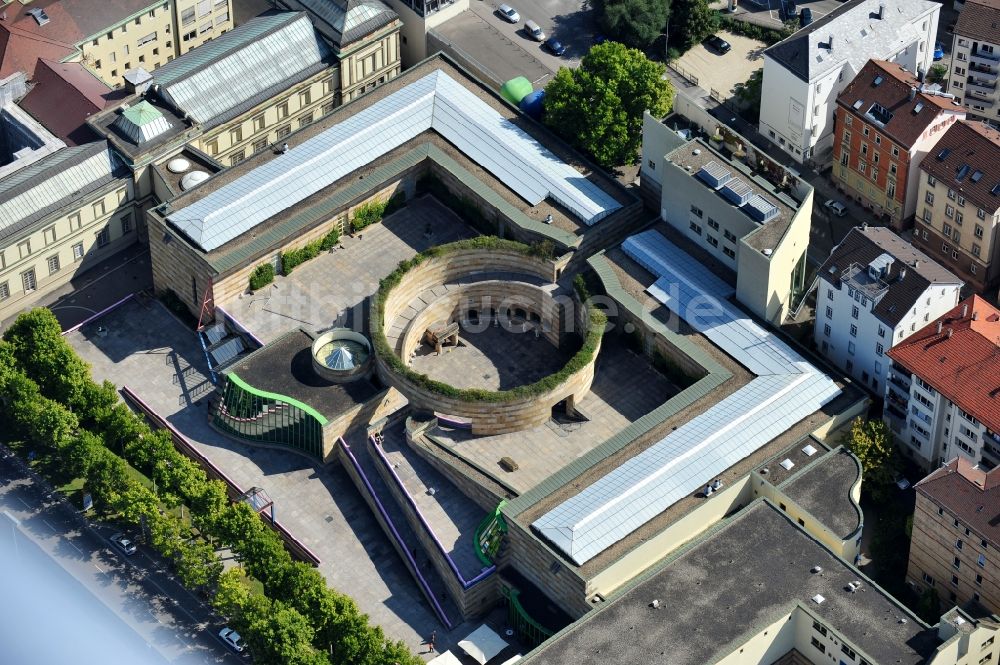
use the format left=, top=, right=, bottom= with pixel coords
left=0, top=0, right=233, bottom=89
left=909, top=457, right=1000, bottom=614
left=948, top=0, right=1000, bottom=126
left=276, top=0, right=403, bottom=102
left=913, top=120, right=1000, bottom=296
left=640, top=112, right=811, bottom=325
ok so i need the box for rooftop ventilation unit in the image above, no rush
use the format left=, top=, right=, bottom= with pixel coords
left=811, top=566, right=823, bottom=574
left=696, top=160, right=732, bottom=189
left=812, top=594, right=826, bottom=605
left=802, top=444, right=818, bottom=456
left=26, top=8, right=49, bottom=25
left=721, top=178, right=754, bottom=206
left=780, top=458, right=795, bottom=471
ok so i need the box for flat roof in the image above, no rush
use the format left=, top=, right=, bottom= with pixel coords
left=224, top=329, right=381, bottom=420
left=523, top=501, right=939, bottom=665
left=531, top=230, right=840, bottom=565
left=779, top=447, right=862, bottom=540
left=165, top=68, right=621, bottom=252
left=667, top=139, right=800, bottom=253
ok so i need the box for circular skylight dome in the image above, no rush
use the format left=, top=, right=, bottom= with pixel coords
left=180, top=170, right=210, bottom=190
left=166, top=158, right=190, bottom=173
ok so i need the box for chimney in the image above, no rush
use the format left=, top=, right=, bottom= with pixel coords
left=913, top=259, right=920, bottom=269
left=962, top=303, right=969, bottom=318
left=917, top=67, right=925, bottom=83
left=973, top=311, right=979, bottom=321
left=948, top=328, right=954, bottom=338
left=862, top=221, right=869, bottom=230
left=937, top=321, right=944, bottom=334
left=909, top=87, right=917, bottom=101
left=899, top=267, right=907, bottom=281
left=281, top=142, right=289, bottom=154
left=878, top=2, right=885, bottom=19
left=828, top=35, right=834, bottom=51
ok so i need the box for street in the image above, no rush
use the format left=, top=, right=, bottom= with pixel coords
left=0, top=446, right=242, bottom=665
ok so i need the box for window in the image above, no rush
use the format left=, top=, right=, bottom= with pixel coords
left=321, top=101, right=335, bottom=116
left=824, top=323, right=831, bottom=337
left=18, top=240, right=31, bottom=259
left=688, top=220, right=703, bottom=235
left=979, top=554, right=987, bottom=567
left=69, top=212, right=81, bottom=230
left=846, top=359, right=853, bottom=373
left=230, top=126, right=243, bottom=143
left=46, top=254, right=59, bottom=275
left=923, top=208, right=932, bottom=223
left=923, top=572, right=936, bottom=586
left=230, top=151, right=245, bottom=166
left=861, top=142, right=869, bottom=156
left=957, top=211, right=964, bottom=226
left=887, top=180, right=896, bottom=198
left=848, top=341, right=856, bottom=355
left=827, top=288, right=833, bottom=301
left=876, top=343, right=884, bottom=355
left=875, top=134, right=882, bottom=145
left=953, top=574, right=960, bottom=586
left=253, top=114, right=265, bottom=132
left=878, top=325, right=885, bottom=338
left=928, top=174, right=936, bottom=186
left=955, top=557, right=962, bottom=569
left=949, top=188, right=957, bottom=200
left=198, top=22, right=213, bottom=35
left=182, top=7, right=195, bottom=24
left=298, top=111, right=313, bottom=128
left=954, top=230, right=961, bottom=243
left=810, top=637, right=826, bottom=654
left=944, top=223, right=953, bottom=237
left=892, top=146, right=899, bottom=157
left=252, top=138, right=267, bottom=154
left=708, top=218, right=719, bottom=230
left=93, top=200, right=106, bottom=217
left=958, top=195, right=966, bottom=207
left=96, top=226, right=110, bottom=248
left=973, top=244, right=981, bottom=257
left=978, top=574, right=984, bottom=585
left=214, top=10, right=229, bottom=24
left=197, top=0, right=211, bottom=16
left=299, top=89, right=312, bottom=106
left=205, top=139, right=218, bottom=155
left=183, top=30, right=196, bottom=41
left=723, top=229, right=737, bottom=243
left=707, top=235, right=718, bottom=247
left=978, top=208, right=986, bottom=220
left=825, top=306, right=833, bottom=319
left=690, top=205, right=703, bottom=219
left=723, top=246, right=735, bottom=259
left=277, top=102, right=289, bottom=119
left=852, top=305, right=859, bottom=319
left=276, top=124, right=291, bottom=139
left=137, top=32, right=156, bottom=46
left=120, top=214, right=133, bottom=235
left=0, top=282, right=7, bottom=301
left=43, top=225, right=57, bottom=245
left=841, top=644, right=856, bottom=659
left=21, top=269, right=36, bottom=293
left=72, top=243, right=84, bottom=261
left=946, top=204, right=955, bottom=218
left=813, top=620, right=827, bottom=637
left=976, top=224, right=985, bottom=238
left=859, top=161, right=867, bottom=175
left=863, top=126, right=870, bottom=136
left=958, top=539, right=965, bottom=550
left=850, top=324, right=858, bottom=337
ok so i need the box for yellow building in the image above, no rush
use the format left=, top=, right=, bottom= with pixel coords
left=0, top=0, right=233, bottom=89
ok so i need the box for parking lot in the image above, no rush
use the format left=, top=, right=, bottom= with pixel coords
left=732, top=0, right=844, bottom=29
left=674, top=31, right=768, bottom=103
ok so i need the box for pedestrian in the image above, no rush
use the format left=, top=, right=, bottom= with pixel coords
left=428, top=630, right=436, bottom=653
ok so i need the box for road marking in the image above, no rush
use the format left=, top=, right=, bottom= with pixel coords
left=66, top=539, right=84, bottom=555
left=94, top=563, right=105, bottom=573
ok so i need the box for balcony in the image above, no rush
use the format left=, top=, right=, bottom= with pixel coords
left=971, top=48, right=1000, bottom=66
left=886, top=404, right=908, bottom=421
left=889, top=374, right=911, bottom=392
left=970, top=63, right=999, bottom=82
left=841, top=263, right=890, bottom=302
left=965, top=92, right=996, bottom=109
left=967, top=77, right=998, bottom=92
left=887, top=388, right=909, bottom=409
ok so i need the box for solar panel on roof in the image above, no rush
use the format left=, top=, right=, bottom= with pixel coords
left=532, top=231, right=841, bottom=565
left=166, top=70, right=621, bottom=251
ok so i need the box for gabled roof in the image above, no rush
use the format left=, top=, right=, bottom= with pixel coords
left=277, top=0, right=399, bottom=50
left=837, top=60, right=962, bottom=148
left=954, top=0, right=1000, bottom=44
left=817, top=226, right=962, bottom=327
left=764, top=0, right=939, bottom=83
left=152, top=12, right=331, bottom=128
left=0, top=142, right=126, bottom=242
left=919, top=121, right=1000, bottom=212
left=916, top=456, right=1000, bottom=548
left=19, top=59, right=111, bottom=145
left=166, top=69, right=622, bottom=252
left=888, top=295, right=1000, bottom=433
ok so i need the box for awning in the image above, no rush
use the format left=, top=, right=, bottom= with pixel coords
left=458, top=624, right=509, bottom=665
left=428, top=651, right=464, bottom=665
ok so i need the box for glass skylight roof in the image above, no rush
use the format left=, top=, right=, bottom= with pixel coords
left=167, top=70, right=621, bottom=251
left=532, top=230, right=840, bottom=565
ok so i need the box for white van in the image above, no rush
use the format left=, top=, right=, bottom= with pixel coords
left=525, top=20, right=545, bottom=41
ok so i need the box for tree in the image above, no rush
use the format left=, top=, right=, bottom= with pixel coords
left=544, top=42, right=673, bottom=168
left=594, top=0, right=669, bottom=49
left=669, top=0, right=719, bottom=52
left=842, top=417, right=896, bottom=495
left=174, top=540, right=223, bottom=590
left=734, top=69, right=763, bottom=123
left=927, top=64, right=948, bottom=85
left=3, top=308, right=91, bottom=407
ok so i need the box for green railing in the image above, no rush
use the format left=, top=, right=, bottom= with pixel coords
left=473, top=500, right=508, bottom=565
left=501, top=585, right=554, bottom=649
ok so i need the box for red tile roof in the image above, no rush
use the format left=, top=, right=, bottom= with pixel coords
left=888, top=295, right=1000, bottom=433
left=916, top=456, right=1000, bottom=547
left=836, top=60, right=963, bottom=149
left=0, top=22, right=75, bottom=80
left=19, top=59, right=111, bottom=145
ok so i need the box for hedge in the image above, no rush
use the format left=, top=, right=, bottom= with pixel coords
left=249, top=263, right=275, bottom=291
left=351, top=192, right=403, bottom=232
left=717, top=15, right=794, bottom=46
left=281, top=227, right=341, bottom=275
left=372, top=237, right=606, bottom=403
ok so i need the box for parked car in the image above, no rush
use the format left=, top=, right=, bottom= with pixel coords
left=109, top=532, right=136, bottom=556
left=219, top=627, right=246, bottom=654
left=524, top=20, right=545, bottom=41
left=498, top=4, right=520, bottom=23
left=704, top=35, right=731, bottom=54
left=823, top=199, right=848, bottom=217
left=781, top=0, right=797, bottom=20
left=933, top=42, right=945, bottom=61
left=543, top=38, right=566, bottom=56
left=799, top=7, right=813, bottom=27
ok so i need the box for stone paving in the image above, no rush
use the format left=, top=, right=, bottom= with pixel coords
left=376, top=422, right=488, bottom=581
left=429, top=339, right=680, bottom=494
left=220, top=196, right=476, bottom=344
left=66, top=299, right=470, bottom=658
left=409, top=325, right=571, bottom=391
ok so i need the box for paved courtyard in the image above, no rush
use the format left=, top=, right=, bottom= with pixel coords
left=66, top=299, right=461, bottom=658
left=674, top=31, right=767, bottom=102
left=410, top=326, right=572, bottom=391
left=221, top=196, right=476, bottom=344
left=430, top=339, right=680, bottom=493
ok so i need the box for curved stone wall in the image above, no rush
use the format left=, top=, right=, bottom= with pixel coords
left=374, top=249, right=600, bottom=435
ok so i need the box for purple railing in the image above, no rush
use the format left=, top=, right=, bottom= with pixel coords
left=61, top=293, right=135, bottom=335
left=121, top=385, right=321, bottom=566
left=339, top=437, right=454, bottom=630
left=368, top=435, right=496, bottom=589
left=215, top=304, right=264, bottom=349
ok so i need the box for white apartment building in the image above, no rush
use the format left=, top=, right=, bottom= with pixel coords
left=814, top=225, right=961, bottom=395
left=885, top=295, right=1000, bottom=469
left=948, top=0, right=1000, bottom=127
left=760, top=0, right=940, bottom=164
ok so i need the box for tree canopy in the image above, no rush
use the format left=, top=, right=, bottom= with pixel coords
left=543, top=41, right=673, bottom=168
left=594, top=0, right=669, bottom=49
left=669, top=0, right=719, bottom=52
left=842, top=417, right=896, bottom=497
